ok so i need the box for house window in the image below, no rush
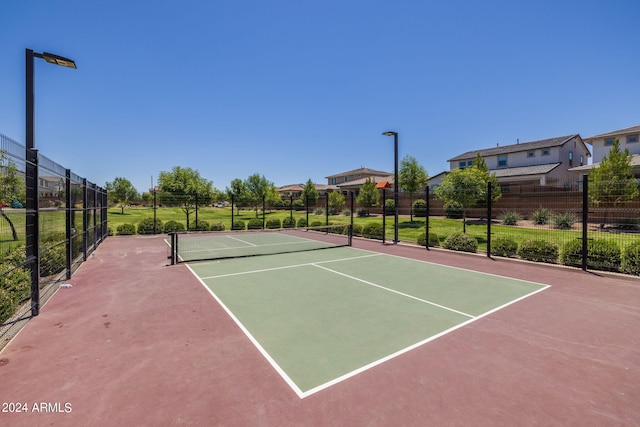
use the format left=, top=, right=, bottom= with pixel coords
left=628, top=135, right=639, bottom=143
left=330, top=178, right=337, bottom=185
left=468, top=160, right=473, bottom=166
left=605, top=139, right=614, bottom=146
left=498, top=155, right=507, bottom=167
left=344, top=176, right=349, bottom=182
left=569, top=151, right=573, bottom=166
left=527, top=151, right=535, bottom=158
left=542, top=149, right=550, bottom=156
left=459, top=161, right=466, bottom=169
left=580, top=155, right=584, bottom=166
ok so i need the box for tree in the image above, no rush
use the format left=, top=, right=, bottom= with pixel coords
left=356, top=178, right=379, bottom=216
left=399, top=155, right=428, bottom=221
left=157, top=166, right=214, bottom=229
left=328, top=191, right=345, bottom=215
left=472, top=152, right=501, bottom=205
left=301, top=179, right=319, bottom=210
left=434, top=168, right=486, bottom=232
left=589, top=139, right=639, bottom=226
left=105, top=177, right=139, bottom=214
left=226, top=178, right=250, bottom=214
left=0, top=151, right=25, bottom=240
left=245, top=173, right=275, bottom=217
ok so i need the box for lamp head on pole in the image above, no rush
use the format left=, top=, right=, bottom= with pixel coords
left=382, top=131, right=397, bottom=137
left=41, top=52, right=77, bottom=69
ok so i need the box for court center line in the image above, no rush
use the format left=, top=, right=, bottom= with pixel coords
left=199, top=253, right=384, bottom=280
left=311, top=263, right=475, bottom=319
left=226, top=235, right=258, bottom=246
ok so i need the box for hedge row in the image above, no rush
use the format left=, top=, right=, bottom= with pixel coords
left=0, top=246, right=31, bottom=324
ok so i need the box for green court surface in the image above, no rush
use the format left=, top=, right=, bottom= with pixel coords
left=187, top=247, right=548, bottom=398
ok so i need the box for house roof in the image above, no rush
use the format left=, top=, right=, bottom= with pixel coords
left=448, top=135, right=584, bottom=162
left=325, top=167, right=392, bottom=179
left=584, top=125, right=640, bottom=141
left=336, top=175, right=393, bottom=188
left=491, top=163, right=562, bottom=178
left=278, top=184, right=304, bottom=192
left=569, top=154, right=640, bottom=173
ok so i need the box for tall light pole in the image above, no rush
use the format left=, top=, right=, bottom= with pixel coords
left=382, top=131, right=399, bottom=243
left=25, top=48, right=76, bottom=316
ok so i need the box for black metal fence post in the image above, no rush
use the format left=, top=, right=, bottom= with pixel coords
left=382, top=189, right=386, bottom=244
left=195, top=192, right=199, bottom=230
left=65, top=169, right=72, bottom=279
left=325, top=193, right=329, bottom=226
left=231, top=194, right=235, bottom=228
left=25, top=148, right=39, bottom=316
left=262, top=195, right=266, bottom=229
left=487, top=181, right=492, bottom=257
left=425, top=186, right=430, bottom=250
left=153, top=188, right=157, bottom=235
left=582, top=174, right=589, bottom=271
left=305, top=195, right=309, bottom=227
left=350, top=191, right=354, bottom=232
left=289, top=193, right=293, bottom=225
left=80, top=178, right=86, bottom=261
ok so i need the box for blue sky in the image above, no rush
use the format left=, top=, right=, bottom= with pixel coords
left=1, top=0, right=639, bottom=194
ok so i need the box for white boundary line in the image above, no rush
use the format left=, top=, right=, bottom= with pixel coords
left=184, top=249, right=551, bottom=399
left=311, top=263, right=475, bottom=318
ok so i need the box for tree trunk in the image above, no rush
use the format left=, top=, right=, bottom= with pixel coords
left=0, top=209, right=18, bottom=240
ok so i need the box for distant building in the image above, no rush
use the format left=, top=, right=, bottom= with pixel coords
left=448, top=135, right=591, bottom=188
left=570, top=125, right=640, bottom=177
left=325, top=167, right=393, bottom=193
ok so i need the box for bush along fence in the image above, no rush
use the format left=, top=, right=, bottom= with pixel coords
left=110, top=175, right=640, bottom=276
left=1, top=133, right=108, bottom=345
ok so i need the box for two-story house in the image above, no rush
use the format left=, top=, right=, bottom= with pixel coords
left=570, top=125, right=640, bottom=177
left=447, top=135, right=591, bottom=189
left=325, top=167, right=393, bottom=193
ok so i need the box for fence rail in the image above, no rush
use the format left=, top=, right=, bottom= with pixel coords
left=1, top=133, right=108, bottom=347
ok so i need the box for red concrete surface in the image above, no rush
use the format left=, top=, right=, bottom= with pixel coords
left=0, top=235, right=638, bottom=426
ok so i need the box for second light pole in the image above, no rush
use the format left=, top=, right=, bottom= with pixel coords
left=382, top=131, right=399, bottom=243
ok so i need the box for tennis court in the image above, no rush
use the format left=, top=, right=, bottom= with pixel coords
left=179, top=229, right=549, bottom=398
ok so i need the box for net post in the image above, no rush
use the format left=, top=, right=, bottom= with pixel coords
left=350, top=191, right=354, bottom=232
left=305, top=194, right=309, bottom=227
left=486, top=181, right=492, bottom=258
left=262, top=195, right=266, bottom=229
left=231, top=193, right=235, bottom=229
left=348, top=223, right=353, bottom=246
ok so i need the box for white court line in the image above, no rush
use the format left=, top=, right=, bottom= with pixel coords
left=311, top=263, right=475, bottom=319
left=226, top=235, right=258, bottom=246
left=200, top=253, right=383, bottom=280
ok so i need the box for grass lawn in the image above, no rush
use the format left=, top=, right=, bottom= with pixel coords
left=106, top=206, right=612, bottom=252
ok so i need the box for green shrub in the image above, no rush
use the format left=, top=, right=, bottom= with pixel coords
left=282, top=217, right=296, bottom=228
left=362, top=223, right=384, bottom=240
left=189, top=220, right=210, bottom=231
left=0, top=288, right=15, bottom=324
left=384, top=199, right=395, bottom=215
left=417, top=232, right=439, bottom=247
left=491, top=237, right=518, bottom=257
left=3, top=245, right=26, bottom=266
left=296, top=218, right=307, bottom=227
left=0, top=263, right=31, bottom=306
left=266, top=218, right=281, bottom=229
left=40, top=244, right=66, bottom=276
left=108, top=226, right=114, bottom=236
left=117, top=223, right=136, bottom=235
left=352, top=223, right=363, bottom=236
left=310, top=221, right=324, bottom=227
left=500, top=211, right=521, bottom=226
left=622, top=241, right=640, bottom=275
left=210, top=222, right=225, bottom=231
left=164, top=220, right=185, bottom=233
left=292, top=199, right=305, bottom=211
left=517, top=239, right=558, bottom=263
left=531, top=208, right=552, bottom=225
left=137, top=217, right=164, bottom=234
left=442, top=232, right=477, bottom=253
left=342, top=209, right=351, bottom=217
left=232, top=220, right=246, bottom=230
left=356, top=208, right=368, bottom=217
left=444, top=201, right=463, bottom=219
left=553, top=212, right=576, bottom=230
left=412, top=199, right=427, bottom=217
left=314, top=207, right=325, bottom=216
left=560, top=238, right=621, bottom=271
left=247, top=218, right=263, bottom=230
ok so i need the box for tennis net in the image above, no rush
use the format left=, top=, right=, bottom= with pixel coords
left=169, top=224, right=352, bottom=263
